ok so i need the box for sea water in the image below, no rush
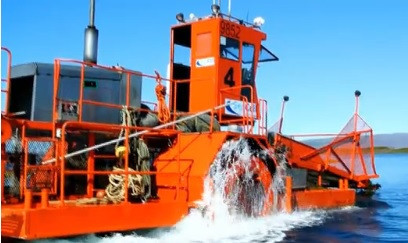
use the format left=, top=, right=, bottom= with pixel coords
left=37, top=153, right=408, bottom=242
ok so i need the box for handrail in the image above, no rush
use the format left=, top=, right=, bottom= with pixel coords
left=258, top=99, right=267, bottom=135
left=52, top=59, right=166, bottom=132
left=52, top=103, right=228, bottom=203
left=52, top=59, right=266, bottom=138
left=43, top=103, right=229, bottom=165
left=219, top=84, right=257, bottom=132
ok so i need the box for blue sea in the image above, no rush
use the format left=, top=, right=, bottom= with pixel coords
left=281, top=153, right=408, bottom=242
left=33, top=154, right=408, bottom=243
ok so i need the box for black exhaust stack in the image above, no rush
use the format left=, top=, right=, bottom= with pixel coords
left=83, top=0, right=98, bottom=64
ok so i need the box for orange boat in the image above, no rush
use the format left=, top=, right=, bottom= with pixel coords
left=1, top=1, right=378, bottom=240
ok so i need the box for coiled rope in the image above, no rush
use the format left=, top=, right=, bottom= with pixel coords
left=105, top=166, right=144, bottom=204
left=106, top=106, right=151, bottom=203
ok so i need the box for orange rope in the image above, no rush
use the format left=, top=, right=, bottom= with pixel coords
left=154, top=71, right=170, bottom=123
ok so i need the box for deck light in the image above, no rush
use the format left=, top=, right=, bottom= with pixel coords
left=253, top=16, right=265, bottom=27
left=211, top=4, right=220, bottom=16
left=176, top=13, right=185, bottom=23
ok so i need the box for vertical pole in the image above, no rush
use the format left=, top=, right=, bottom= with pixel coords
left=351, top=91, right=361, bottom=179
left=78, top=64, right=85, bottom=122
left=41, top=188, right=49, bottom=208
left=173, top=80, right=178, bottom=130
left=177, top=133, right=181, bottom=200
left=169, top=28, right=176, bottom=125
left=354, top=90, right=360, bottom=118
left=344, top=179, right=349, bottom=189
left=52, top=60, right=60, bottom=138
left=53, top=141, right=59, bottom=194
left=1, top=145, right=6, bottom=202
left=21, top=132, right=27, bottom=200
left=210, top=109, right=214, bottom=132
left=124, top=126, right=129, bottom=203
left=87, top=133, right=95, bottom=197
left=24, top=189, right=32, bottom=209
left=1, top=47, right=12, bottom=114
left=317, top=174, right=322, bottom=187
left=60, top=128, right=66, bottom=205
left=285, top=176, right=292, bottom=213
left=339, top=178, right=344, bottom=190
left=370, top=130, right=376, bottom=175
left=126, top=73, right=131, bottom=107
left=89, top=0, right=95, bottom=27
left=278, top=96, right=289, bottom=134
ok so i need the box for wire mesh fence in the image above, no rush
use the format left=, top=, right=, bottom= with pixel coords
left=25, top=139, right=58, bottom=193
left=4, top=136, right=23, bottom=198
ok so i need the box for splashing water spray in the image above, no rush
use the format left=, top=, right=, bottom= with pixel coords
left=199, top=138, right=289, bottom=221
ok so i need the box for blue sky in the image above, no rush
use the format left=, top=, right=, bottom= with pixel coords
left=1, top=0, right=407, bottom=134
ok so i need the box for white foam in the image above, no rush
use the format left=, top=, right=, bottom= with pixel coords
left=97, top=210, right=325, bottom=243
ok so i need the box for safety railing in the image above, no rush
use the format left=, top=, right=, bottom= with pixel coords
left=218, top=84, right=258, bottom=134
left=48, top=103, right=230, bottom=205
left=166, top=77, right=266, bottom=135
left=2, top=118, right=56, bottom=203
left=52, top=59, right=268, bottom=137
left=23, top=137, right=59, bottom=196
left=56, top=121, right=182, bottom=204
left=1, top=47, right=12, bottom=115
left=278, top=122, right=377, bottom=182
left=258, top=99, right=268, bottom=136
left=2, top=57, right=270, bottom=206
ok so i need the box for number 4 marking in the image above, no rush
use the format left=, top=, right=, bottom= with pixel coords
left=224, top=67, right=235, bottom=87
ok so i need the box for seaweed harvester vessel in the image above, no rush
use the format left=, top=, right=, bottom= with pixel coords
left=1, top=1, right=379, bottom=240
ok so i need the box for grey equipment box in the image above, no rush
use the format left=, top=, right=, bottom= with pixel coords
left=8, top=62, right=142, bottom=124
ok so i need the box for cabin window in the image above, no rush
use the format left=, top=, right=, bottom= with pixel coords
left=241, top=42, right=255, bottom=101
left=220, top=36, right=239, bottom=61
left=259, top=45, right=279, bottom=62
left=172, top=25, right=192, bottom=112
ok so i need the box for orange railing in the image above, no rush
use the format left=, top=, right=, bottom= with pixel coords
left=1, top=47, right=12, bottom=115
left=2, top=58, right=270, bottom=205
left=276, top=114, right=377, bottom=183
left=218, top=84, right=260, bottom=134
left=258, top=99, right=267, bottom=135
left=58, top=121, right=183, bottom=204
left=50, top=59, right=215, bottom=203
left=168, top=77, right=265, bottom=135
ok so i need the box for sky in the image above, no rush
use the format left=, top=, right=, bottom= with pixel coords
left=1, top=0, right=407, bottom=135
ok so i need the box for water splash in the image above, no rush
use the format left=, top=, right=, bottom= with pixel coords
left=206, top=138, right=264, bottom=217
left=38, top=138, right=329, bottom=243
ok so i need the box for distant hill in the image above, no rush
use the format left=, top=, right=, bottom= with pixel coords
left=302, top=133, right=408, bottom=149
left=373, top=133, right=408, bottom=149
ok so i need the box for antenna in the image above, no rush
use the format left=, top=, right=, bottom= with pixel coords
left=228, top=0, right=231, bottom=16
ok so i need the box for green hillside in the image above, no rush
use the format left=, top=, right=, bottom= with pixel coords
left=374, top=147, right=408, bottom=154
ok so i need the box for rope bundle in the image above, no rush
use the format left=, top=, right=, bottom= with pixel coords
left=106, top=106, right=151, bottom=203
left=105, top=166, right=144, bottom=204
left=154, top=71, right=170, bottom=123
